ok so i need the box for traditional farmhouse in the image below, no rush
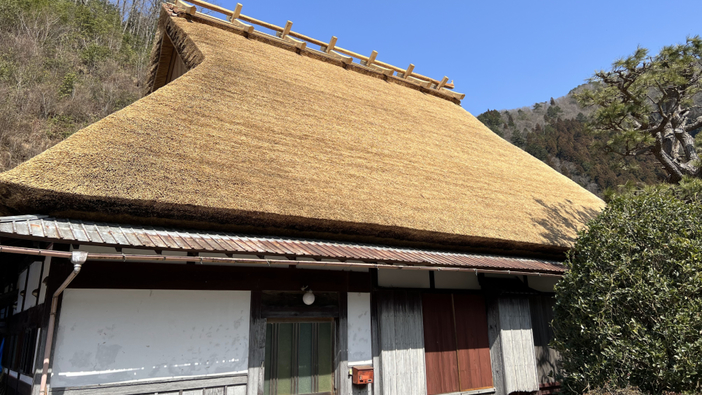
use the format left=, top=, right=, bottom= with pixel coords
left=0, top=2, right=604, bottom=395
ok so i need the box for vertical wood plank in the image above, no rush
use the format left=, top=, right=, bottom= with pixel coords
left=378, top=291, right=396, bottom=395
left=454, top=294, right=493, bottom=391
left=337, top=291, right=350, bottom=395
left=529, top=295, right=560, bottom=385
left=247, top=291, right=265, bottom=395
left=422, top=293, right=459, bottom=395
left=486, top=297, right=505, bottom=395
left=497, top=297, right=539, bottom=394
left=371, top=291, right=381, bottom=395
left=375, top=291, right=427, bottom=395
left=409, top=292, right=427, bottom=395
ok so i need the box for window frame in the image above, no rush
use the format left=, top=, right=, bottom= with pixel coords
left=264, top=318, right=336, bottom=395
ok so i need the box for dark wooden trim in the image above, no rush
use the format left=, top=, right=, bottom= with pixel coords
left=429, top=271, right=435, bottom=289
left=370, top=290, right=381, bottom=395
left=375, top=286, right=484, bottom=295
left=68, top=261, right=371, bottom=292
left=485, top=297, right=505, bottom=395
left=336, top=290, right=349, bottom=395
left=247, top=290, right=265, bottom=395
left=262, top=306, right=339, bottom=318
left=370, top=268, right=378, bottom=291
left=5, top=372, right=33, bottom=395
left=51, top=373, right=246, bottom=395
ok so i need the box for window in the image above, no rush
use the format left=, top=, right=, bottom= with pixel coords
left=19, top=328, right=39, bottom=375
left=422, top=293, right=493, bottom=395
left=264, top=320, right=334, bottom=395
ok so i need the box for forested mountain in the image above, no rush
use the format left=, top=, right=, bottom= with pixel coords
left=0, top=0, right=160, bottom=171
left=477, top=89, right=664, bottom=197
left=0, top=0, right=675, bottom=198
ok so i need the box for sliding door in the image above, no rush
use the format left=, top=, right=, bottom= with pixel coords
left=422, top=293, right=493, bottom=395
left=264, top=320, right=334, bottom=395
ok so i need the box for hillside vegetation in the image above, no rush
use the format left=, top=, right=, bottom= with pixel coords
left=477, top=90, right=664, bottom=197
left=0, top=0, right=677, bottom=197
left=0, top=0, right=159, bottom=171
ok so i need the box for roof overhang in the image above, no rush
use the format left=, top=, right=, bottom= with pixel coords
left=0, top=215, right=565, bottom=276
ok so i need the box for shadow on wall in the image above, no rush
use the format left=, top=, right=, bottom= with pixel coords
left=531, top=198, right=602, bottom=246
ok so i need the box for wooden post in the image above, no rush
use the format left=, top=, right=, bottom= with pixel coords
left=325, top=36, right=337, bottom=53
left=336, top=291, right=350, bottom=395
left=486, top=297, right=506, bottom=395
left=226, top=3, right=242, bottom=21
left=366, top=50, right=378, bottom=67
left=403, top=63, right=415, bottom=79
left=281, top=21, right=292, bottom=39
left=437, top=76, right=448, bottom=90
left=246, top=291, right=265, bottom=395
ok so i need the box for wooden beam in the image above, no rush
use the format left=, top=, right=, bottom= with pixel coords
left=183, top=0, right=231, bottom=17
left=229, top=2, right=242, bottom=20
left=281, top=20, right=292, bottom=39
left=170, top=0, right=457, bottom=91
left=366, top=50, right=378, bottom=67
left=403, top=63, right=415, bottom=79
left=437, top=76, right=449, bottom=90
left=174, top=0, right=196, bottom=15
left=288, top=30, right=326, bottom=47
left=239, top=13, right=284, bottom=33
left=325, top=36, right=337, bottom=53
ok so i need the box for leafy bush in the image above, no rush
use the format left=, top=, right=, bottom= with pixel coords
left=553, top=185, right=702, bottom=394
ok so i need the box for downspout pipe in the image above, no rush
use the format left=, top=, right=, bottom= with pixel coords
left=39, top=251, right=88, bottom=395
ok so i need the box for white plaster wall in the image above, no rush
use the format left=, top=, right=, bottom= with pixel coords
left=377, top=270, right=429, bottom=288
left=52, top=289, right=251, bottom=388
left=527, top=276, right=559, bottom=293
left=38, top=259, right=51, bottom=305
left=347, top=292, right=372, bottom=366
left=24, top=261, right=43, bottom=309
left=14, top=268, right=26, bottom=314
left=434, top=271, right=481, bottom=290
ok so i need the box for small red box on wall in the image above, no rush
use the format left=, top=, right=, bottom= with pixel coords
left=352, top=365, right=374, bottom=385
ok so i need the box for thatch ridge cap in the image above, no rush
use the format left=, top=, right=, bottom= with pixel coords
left=157, top=2, right=465, bottom=104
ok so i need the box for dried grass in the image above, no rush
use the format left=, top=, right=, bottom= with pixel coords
left=0, top=8, right=605, bottom=251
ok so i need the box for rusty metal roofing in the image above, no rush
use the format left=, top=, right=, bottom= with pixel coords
left=0, top=215, right=565, bottom=274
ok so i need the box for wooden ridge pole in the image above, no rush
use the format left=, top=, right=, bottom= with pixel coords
left=173, top=0, right=457, bottom=91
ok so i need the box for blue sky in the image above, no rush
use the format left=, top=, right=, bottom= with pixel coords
left=215, top=0, right=702, bottom=115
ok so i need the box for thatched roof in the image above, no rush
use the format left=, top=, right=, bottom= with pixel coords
left=0, top=6, right=604, bottom=255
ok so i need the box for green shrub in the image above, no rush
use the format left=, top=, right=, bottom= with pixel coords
left=553, top=185, right=702, bottom=394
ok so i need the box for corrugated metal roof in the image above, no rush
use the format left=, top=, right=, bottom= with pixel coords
left=0, top=215, right=565, bottom=274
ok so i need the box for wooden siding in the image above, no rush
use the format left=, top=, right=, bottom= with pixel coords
left=51, top=374, right=246, bottom=395
left=486, top=297, right=539, bottom=395
left=422, top=293, right=459, bottom=394
left=422, top=294, right=493, bottom=395
left=529, top=295, right=560, bottom=385
left=375, top=291, right=427, bottom=395
left=453, top=294, right=493, bottom=391
left=247, top=291, right=266, bottom=395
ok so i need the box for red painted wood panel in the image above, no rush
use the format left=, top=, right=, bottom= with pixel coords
left=453, top=294, right=493, bottom=391
left=422, top=293, right=460, bottom=395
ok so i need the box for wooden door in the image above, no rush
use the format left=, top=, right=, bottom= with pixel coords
left=453, top=294, right=493, bottom=391
left=422, top=293, right=493, bottom=395
left=422, top=293, right=460, bottom=395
